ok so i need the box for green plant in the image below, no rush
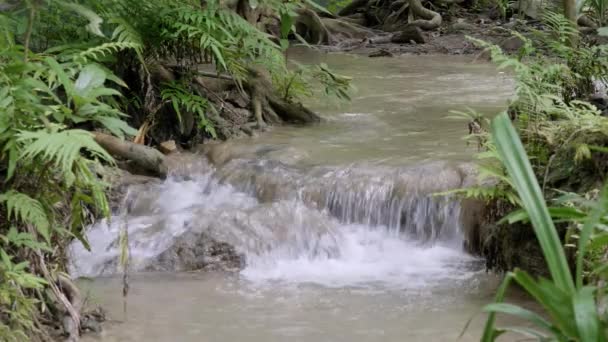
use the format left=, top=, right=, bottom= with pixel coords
left=161, top=82, right=217, bottom=138
left=0, top=2, right=137, bottom=338
left=582, top=0, right=608, bottom=26
left=275, top=62, right=353, bottom=102
left=481, top=113, right=608, bottom=341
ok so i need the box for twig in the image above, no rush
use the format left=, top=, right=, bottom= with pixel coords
left=194, top=70, right=234, bottom=81
left=542, top=128, right=584, bottom=193
left=23, top=3, right=36, bottom=62
left=26, top=225, right=81, bottom=340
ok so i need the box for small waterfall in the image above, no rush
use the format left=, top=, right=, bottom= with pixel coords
left=70, top=155, right=480, bottom=288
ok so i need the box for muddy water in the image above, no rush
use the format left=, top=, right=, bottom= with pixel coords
left=76, top=50, right=521, bottom=342
left=235, top=47, right=513, bottom=166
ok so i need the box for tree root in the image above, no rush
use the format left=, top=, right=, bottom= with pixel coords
left=296, top=8, right=376, bottom=45
left=323, top=17, right=377, bottom=41
left=382, top=2, right=410, bottom=31
left=56, top=274, right=82, bottom=342
left=295, top=8, right=332, bottom=44
left=246, top=67, right=321, bottom=124
left=408, top=0, right=442, bottom=30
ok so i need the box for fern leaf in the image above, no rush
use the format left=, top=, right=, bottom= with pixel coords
left=0, top=191, right=51, bottom=242
left=17, top=129, right=113, bottom=186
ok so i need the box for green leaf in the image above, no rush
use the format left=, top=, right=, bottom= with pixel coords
left=0, top=191, right=50, bottom=243
left=512, top=270, right=577, bottom=337
left=496, top=326, right=552, bottom=340
left=598, top=27, right=608, bottom=37
left=5, top=140, right=17, bottom=181
left=74, top=64, right=106, bottom=97
left=484, top=303, right=556, bottom=333
left=18, top=129, right=113, bottom=180
left=572, top=286, right=602, bottom=342
left=491, top=113, right=574, bottom=293
left=280, top=12, right=294, bottom=39
left=95, top=116, right=137, bottom=138
left=500, top=207, right=587, bottom=224
left=58, top=1, right=105, bottom=37
left=304, top=0, right=332, bottom=15
left=45, top=57, right=75, bottom=99
left=482, top=272, right=514, bottom=342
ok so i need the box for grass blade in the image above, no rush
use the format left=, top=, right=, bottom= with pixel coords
left=483, top=303, right=556, bottom=333
left=482, top=272, right=514, bottom=342
left=573, top=286, right=603, bottom=342
left=491, top=113, right=574, bottom=293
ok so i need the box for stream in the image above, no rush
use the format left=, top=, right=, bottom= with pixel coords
left=73, top=49, right=520, bottom=341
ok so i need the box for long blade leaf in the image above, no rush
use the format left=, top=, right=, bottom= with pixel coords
left=491, top=113, right=574, bottom=293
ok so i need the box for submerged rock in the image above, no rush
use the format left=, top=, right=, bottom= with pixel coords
left=151, top=230, right=244, bottom=272
left=369, top=49, right=394, bottom=57
left=391, top=26, right=426, bottom=44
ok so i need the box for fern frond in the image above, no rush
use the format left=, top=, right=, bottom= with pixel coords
left=0, top=191, right=50, bottom=242
left=160, top=82, right=216, bottom=138
left=109, top=17, right=144, bottom=63
left=17, top=129, right=113, bottom=185
left=76, top=41, right=141, bottom=63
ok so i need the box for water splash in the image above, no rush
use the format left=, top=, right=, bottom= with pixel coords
left=70, top=156, right=480, bottom=288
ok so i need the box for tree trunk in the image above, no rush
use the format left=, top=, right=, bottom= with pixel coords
left=563, top=0, right=577, bottom=25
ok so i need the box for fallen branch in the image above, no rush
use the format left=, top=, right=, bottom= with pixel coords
left=93, top=132, right=168, bottom=178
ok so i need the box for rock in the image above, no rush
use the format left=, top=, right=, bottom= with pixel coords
left=204, top=141, right=235, bottom=166
left=450, top=21, right=477, bottom=32
left=515, top=0, right=543, bottom=19
left=578, top=14, right=598, bottom=29
left=368, top=49, right=394, bottom=57
left=590, top=95, right=608, bottom=116
left=223, top=89, right=250, bottom=108
left=96, top=165, right=160, bottom=213
left=151, top=229, right=244, bottom=272
left=390, top=26, right=425, bottom=44
left=159, top=140, right=177, bottom=154
left=499, top=35, right=525, bottom=52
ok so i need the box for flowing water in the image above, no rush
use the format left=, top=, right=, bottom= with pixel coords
left=73, top=49, right=522, bottom=341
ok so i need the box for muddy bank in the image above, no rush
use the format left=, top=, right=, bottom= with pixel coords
left=321, top=12, right=515, bottom=56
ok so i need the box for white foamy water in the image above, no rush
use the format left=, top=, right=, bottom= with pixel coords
left=242, top=224, right=478, bottom=288
left=71, top=161, right=481, bottom=291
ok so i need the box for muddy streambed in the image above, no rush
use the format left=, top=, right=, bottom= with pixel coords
left=74, top=49, right=525, bottom=341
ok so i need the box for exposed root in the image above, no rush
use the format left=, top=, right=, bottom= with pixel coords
left=56, top=274, right=82, bottom=342
left=408, top=0, right=442, bottom=30
left=295, top=8, right=331, bottom=44
left=246, top=67, right=321, bottom=124
left=27, top=234, right=81, bottom=342
left=251, top=90, right=266, bottom=128
left=382, top=2, right=410, bottom=31
left=323, top=17, right=377, bottom=40
left=295, top=8, right=376, bottom=45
